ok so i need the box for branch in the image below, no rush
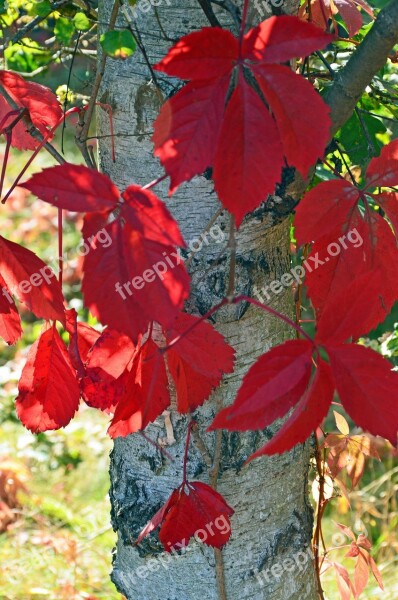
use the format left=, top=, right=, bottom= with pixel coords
left=326, top=0, right=398, bottom=136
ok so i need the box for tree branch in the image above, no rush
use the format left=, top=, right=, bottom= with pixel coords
left=326, top=0, right=398, bottom=136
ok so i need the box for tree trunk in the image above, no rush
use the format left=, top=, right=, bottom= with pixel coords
left=97, top=1, right=318, bottom=598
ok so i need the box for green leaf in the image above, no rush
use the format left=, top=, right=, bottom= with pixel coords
left=54, top=17, right=75, bottom=43
left=30, top=0, right=52, bottom=17
left=100, top=29, right=136, bottom=59
left=73, top=11, right=91, bottom=31
left=337, top=112, right=386, bottom=166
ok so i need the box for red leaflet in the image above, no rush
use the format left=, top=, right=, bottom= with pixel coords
left=81, top=214, right=189, bottom=341
left=209, top=339, right=313, bottom=431
left=155, top=27, right=239, bottom=80
left=326, top=344, right=398, bottom=446
left=121, top=185, right=185, bottom=246
left=365, top=138, right=398, bottom=189
left=16, top=325, right=80, bottom=432
left=253, top=63, right=331, bottom=178
left=0, top=95, right=35, bottom=151
left=0, top=274, right=22, bottom=345
left=313, top=212, right=398, bottom=343
left=165, top=313, right=235, bottom=413
left=153, top=77, right=230, bottom=194
left=0, top=235, right=65, bottom=324
left=294, top=179, right=360, bottom=245
left=242, top=15, right=334, bottom=63
left=300, top=0, right=374, bottom=38
left=21, top=164, right=120, bottom=212
left=81, top=327, right=136, bottom=411
left=108, top=338, right=169, bottom=437
left=248, top=360, right=334, bottom=459
left=153, top=16, right=332, bottom=226
left=65, top=308, right=100, bottom=377
left=0, top=70, right=62, bottom=148
left=295, top=171, right=398, bottom=343
left=213, top=73, right=284, bottom=226
left=373, top=192, right=398, bottom=238
left=137, top=481, right=234, bottom=551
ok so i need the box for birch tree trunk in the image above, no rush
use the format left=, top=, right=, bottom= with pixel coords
left=97, top=1, right=318, bottom=598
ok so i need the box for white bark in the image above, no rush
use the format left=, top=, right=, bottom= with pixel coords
left=97, top=1, right=318, bottom=598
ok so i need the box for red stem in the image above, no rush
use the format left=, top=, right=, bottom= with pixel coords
left=234, top=295, right=316, bottom=346
left=0, top=133, right=11, bottom=200
left=58, top=209, right=63, bottom=286
left=239, top=0, right=250, bottom=52
left=1, top=107, right=80, bottom=204
left=143, top=174, right=168, bottom=190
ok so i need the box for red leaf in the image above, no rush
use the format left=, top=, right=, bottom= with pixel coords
left=155, top=27, right=239, bottom=80
left=137, top=481, right=234, bottom=551
left=65, top=308, right=101, bottom=373
left=153, top=76, right=230, bottom=194
left=121, top=185, right=185, bottom=246
left=373, top=191, right=398, bottom=238
left=327, top=344, right=398, bottom=445
left=353, top=551, right=369, bottom=598
left=368, top=555, right=384, bottom=590
left=247, top=359, right=334, bottom=459
left=306, top=211, right=398, bottom=343
left=333, top=562, right=354, bottom=600
left=16, top=325, right=80, bottom=432
left=253, top=64, right=331, bottom=177
left=0, top=274, right=22, bottom=345
left=301, top=0, right=373, bottom=37
left=21, top=164, right=120, bottom=212
left=0, top=235, right=65, bottom=324
left=209, top=339, right=313, bottom=431
left=0, top=95, right=35, bottom=151
left=365, top=138, right=398, bottom=189
left=153, top=18, right=332, bottom=226
left=108, top=338, right=170, bottom=437
left=242, top=15, right=334, bottom=64
left=66, top=311, right=101, bottom=382
left=294, top=179, right=360, bottom=246
left=165, top=313, right=235, bottom=413
left=213, top=72, right=284, bottom=226
left=81, top=328, right=136, bottom=411
left=336, top=522, right=356, bottom=542
left=136, top=488, right=179, bottom=546
left=81, top=215, right=190, bottom=341
left=0, top=70, right=62, bottom=145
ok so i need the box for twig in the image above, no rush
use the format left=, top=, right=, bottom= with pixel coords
left=197, top=0, right=222, bottom=27
left=75, top=0, right=120, bottom=166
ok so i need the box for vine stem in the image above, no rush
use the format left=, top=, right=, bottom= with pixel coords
left=239, top=0, right=250, bottom=49
left=76, top=0, right=120, bottom=167
left=313, top=432, right=327, bottom=600
left=234, top=295, right=316, bottom=346
left=58, top=209, right=63, bottom=286
left=182, top=420, right=194, bottom=484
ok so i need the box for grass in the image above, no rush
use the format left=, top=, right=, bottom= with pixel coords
left=0, top=406, right=122, bottom=600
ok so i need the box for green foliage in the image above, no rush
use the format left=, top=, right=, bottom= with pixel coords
left=100, top=29, right=136, bottom=59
